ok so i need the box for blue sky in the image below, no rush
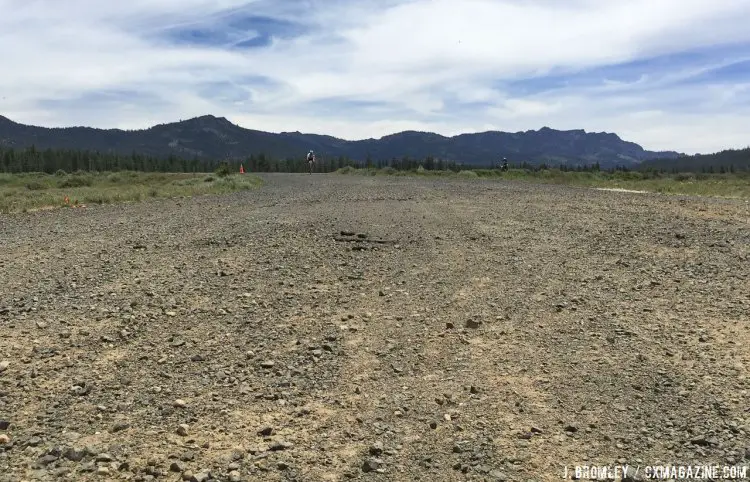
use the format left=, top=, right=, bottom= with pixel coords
left=1, top=0, right=750, bottom=153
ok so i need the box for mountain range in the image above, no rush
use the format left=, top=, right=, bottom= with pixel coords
left=0, top=114, right=681, bottom=167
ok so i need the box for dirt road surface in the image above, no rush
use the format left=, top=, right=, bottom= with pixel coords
left=1, top=174, right=749, bottom=481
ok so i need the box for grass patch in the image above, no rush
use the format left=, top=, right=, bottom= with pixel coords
left=335, top=167, right=750, bottom=198
left=0, top=171, right=263, bottom=214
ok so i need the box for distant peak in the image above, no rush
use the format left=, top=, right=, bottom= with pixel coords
left=184, top=114, right=232, bottom=124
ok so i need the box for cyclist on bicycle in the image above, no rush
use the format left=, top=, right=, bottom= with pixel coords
left=307, top=150, right=316, bottom=174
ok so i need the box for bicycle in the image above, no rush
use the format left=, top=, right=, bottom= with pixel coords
left=308, top=156, right=316, bottom=174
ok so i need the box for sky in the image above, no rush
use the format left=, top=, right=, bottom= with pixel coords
left=1, top=0, right=750, bottom=154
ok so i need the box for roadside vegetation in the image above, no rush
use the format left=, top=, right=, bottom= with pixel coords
left=335, top=166, right=750, bottom=198
left=0, top=169, right=262, bottom=214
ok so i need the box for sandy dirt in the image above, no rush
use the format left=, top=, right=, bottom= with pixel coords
left=1, top=173, right=749, bottom=482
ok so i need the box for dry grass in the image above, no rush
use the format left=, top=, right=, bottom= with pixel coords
left=337, top=167, right=750, bottom=198
left=0, top=171, right=263, bottom=213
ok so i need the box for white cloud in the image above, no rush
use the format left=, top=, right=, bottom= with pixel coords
left=1, top=0, right=750, bottom=153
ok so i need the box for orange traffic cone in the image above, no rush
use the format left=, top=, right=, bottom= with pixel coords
left=240, top=164, right=245, bottom=174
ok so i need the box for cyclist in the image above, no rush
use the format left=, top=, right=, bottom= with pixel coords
left=307, top=150, right=316, bottom=174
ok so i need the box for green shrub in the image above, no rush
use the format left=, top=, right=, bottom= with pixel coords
left=178, top=178, right=200, bottom=186
left=83, top=193, right=107, bottom=204
left=214, top=163, right=232, bottom=177
left=204, top=176, right=215, bottom=182
left=54, top=169, right=67, bottom=177
left=458, top=170, right=479, bottom=178
left=611, top=171, right=644, bottom=181
left=58, top=176, right=93, bottom=188
left=25, top=181, right=48, bottom=190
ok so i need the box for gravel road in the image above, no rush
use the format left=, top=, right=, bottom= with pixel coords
left=1, top=173, right=748, bottom=481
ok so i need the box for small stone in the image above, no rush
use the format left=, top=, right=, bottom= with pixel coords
left=70, top=382, right=91, bottom=396
left=169, top=462, right=183, bottom=472
left=180, top=452, right=195, bottom=462
left=191, top=470, right=211, bottom=482
left=0, top=420, right=9, bottom=430
left=0, top=361, right=9, bottom=372
left=489, top=470, right=507, bottom=480
left=465, top=318, right=482, bottom=329
left=690, top=437, right=712, bottom=446
left=97, top=466, right=110, bottom=475
left=176, top=424, right=189, bottom=436
left=0, top=434, right=10, bottom=444
left=269, top=441, right=293, bottom=451
left=37, top=454, right=59, bottom=466
left=228, top=470, right=241, bottom=481
left=111, top=422, right=130, bottom=433
left=257, top=426, right=273, bottom=437
left=362, top=457, right=383, bottom=472
left=429, top=421, right=437, bottom=429
left=174, top=399, right=187, bottom=408
left=95, top=453, right=114, bottom=462
left=370, top=441, right=384, bottom=456
left=260, top=361, right=275, bottom=369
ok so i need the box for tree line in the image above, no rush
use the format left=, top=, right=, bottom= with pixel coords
left=639, top=147, right=750, bottom=173
left=0, top=146, right=360, bottom=174
left=1, top=144, right=748, bottom=174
